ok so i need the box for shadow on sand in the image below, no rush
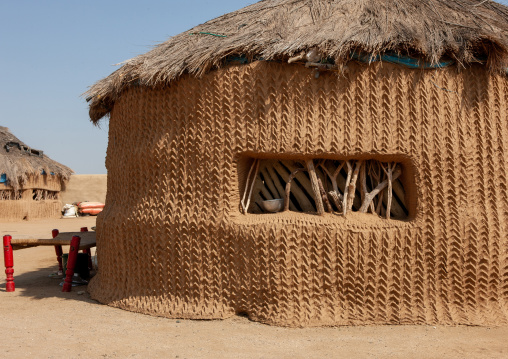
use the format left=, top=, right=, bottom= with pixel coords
left=0, top=262, right=99, bottom=305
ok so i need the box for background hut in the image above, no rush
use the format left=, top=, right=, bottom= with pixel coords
left=0, top=127, right=73, bottom=221
left=86, top=0, right=508, bottom=327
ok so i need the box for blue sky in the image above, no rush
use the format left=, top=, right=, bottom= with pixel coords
left=1, top=0, right=507, bottom=174
left=0, top=1, right=253, bottom=174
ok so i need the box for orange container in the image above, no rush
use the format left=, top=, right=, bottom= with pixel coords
left=79, top=208, right=103, bottom=215
left=78, top=202, right=105, bottom=209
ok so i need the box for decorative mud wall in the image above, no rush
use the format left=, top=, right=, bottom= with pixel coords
left=0, top=175, right=63, bottom=222
left=90, top=61, right=508, bottom=327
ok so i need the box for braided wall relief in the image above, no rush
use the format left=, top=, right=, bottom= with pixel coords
left=90, top=61, right=508, bottom=326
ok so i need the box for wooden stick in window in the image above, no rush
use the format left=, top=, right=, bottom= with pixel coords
left=369, top=162, right=380, bottom=214
left=241, top=159, right=259, bottom=214
left=384, top=162, right=396, bottom=220
left=359, top=164, right=401, bottom=213
left=360, top=162, right=367, bottom=205
left=376, top=189, right=384, bottom=215
left=318, top=160, right=344, bottom=211
left=342, top=161, right=352, bottom=216
left=318, top=177, right=333, bottom=213
left=305, top=159, right=325, bottom=215
left=284, top=167, right=305, bottom=212
left=244, top=159, right=260, bottom=214
left=347, top=160, right=363, bottom=212
left=241, top=159, right=256, bottom=212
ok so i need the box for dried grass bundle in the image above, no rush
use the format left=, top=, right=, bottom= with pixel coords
left=0, top=127, right=73, bottom=189
left=86, top=0, right=508, bottom=122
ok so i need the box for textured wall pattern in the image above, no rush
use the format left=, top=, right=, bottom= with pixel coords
left=0, top=201, right=61, bottom=222
left=0, top=175, right=63, bottom=221
left=89, top=61, right=508, bottom=326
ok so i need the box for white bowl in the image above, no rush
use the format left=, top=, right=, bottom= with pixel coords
left=262, top=199, right=284, bottom=213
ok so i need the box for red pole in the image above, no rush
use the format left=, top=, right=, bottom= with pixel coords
left=52, top=229, right=63, bottom=274
left=80, top=227, right=93, bottom=271
left=62, top=235, right=81, bottom=292
left=3, top=235, right=15, bottom=292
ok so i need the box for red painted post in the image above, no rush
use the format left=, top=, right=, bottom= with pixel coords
left=3, top=235, right=15, bottom=292
left=62, top=235, right=81, bottom=292
left=81, top=227, right=93, bottom=270
left=52, top=229, right=63, bottom=274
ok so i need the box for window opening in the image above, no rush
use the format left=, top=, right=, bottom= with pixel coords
left=241, top=158, right=408, bottom=220
left=32, top=189, right=58, bottom=201
left=0, top=190, right=23, bottom=201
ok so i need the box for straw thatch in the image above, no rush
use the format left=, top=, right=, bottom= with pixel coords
left=0, top=127, right=73, bottom=189
left=86, top=0, right=508, bottom=122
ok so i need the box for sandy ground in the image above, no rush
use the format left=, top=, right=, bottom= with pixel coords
left=0, top=218, right=507, bottom=359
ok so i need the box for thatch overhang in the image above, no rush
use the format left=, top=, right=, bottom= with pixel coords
left=86, top=0, right=508, bottom=123
left=0, top=127, right=73, bottom=190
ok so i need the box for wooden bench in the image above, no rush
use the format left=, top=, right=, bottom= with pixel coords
left=3, top=227, right=96, bottom=292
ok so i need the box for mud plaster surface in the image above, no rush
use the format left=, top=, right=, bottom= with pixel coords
left=1, top=218, right=508, bottom=359
left=1, top=175, right=64, bottom=222
left=92, top=61, right=508, bottom=327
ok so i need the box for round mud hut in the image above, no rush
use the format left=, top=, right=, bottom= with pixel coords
left=86, top=0, right=508, bottom=326
left=0, top=127, right=73, bottom=221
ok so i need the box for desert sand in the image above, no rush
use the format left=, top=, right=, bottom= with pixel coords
left=0, top=217, right=506, bottom=358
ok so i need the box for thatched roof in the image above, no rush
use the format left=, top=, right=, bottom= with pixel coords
left=0, top=127, right=73, bottom=189
left=87, top=0, right=508, bottom=122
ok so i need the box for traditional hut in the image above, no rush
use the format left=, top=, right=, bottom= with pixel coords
left=0, top=127, right=72, bottom=221
left=86, top=0, right=508, bottom=326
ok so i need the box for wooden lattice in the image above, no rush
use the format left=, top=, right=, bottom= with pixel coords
left=32, top=189, right=58, bottom=201
left=244, top=159, right=408, bottom=219
left=0, top=190, right=22, bottom=201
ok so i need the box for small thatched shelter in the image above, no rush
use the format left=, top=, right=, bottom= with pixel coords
left=86, top=0, right=508, bottom=327
left=0, top=127, right=72, bottom=221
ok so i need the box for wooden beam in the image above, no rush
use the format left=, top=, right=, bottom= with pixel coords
left=306, top=159, right=325, bottom=215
